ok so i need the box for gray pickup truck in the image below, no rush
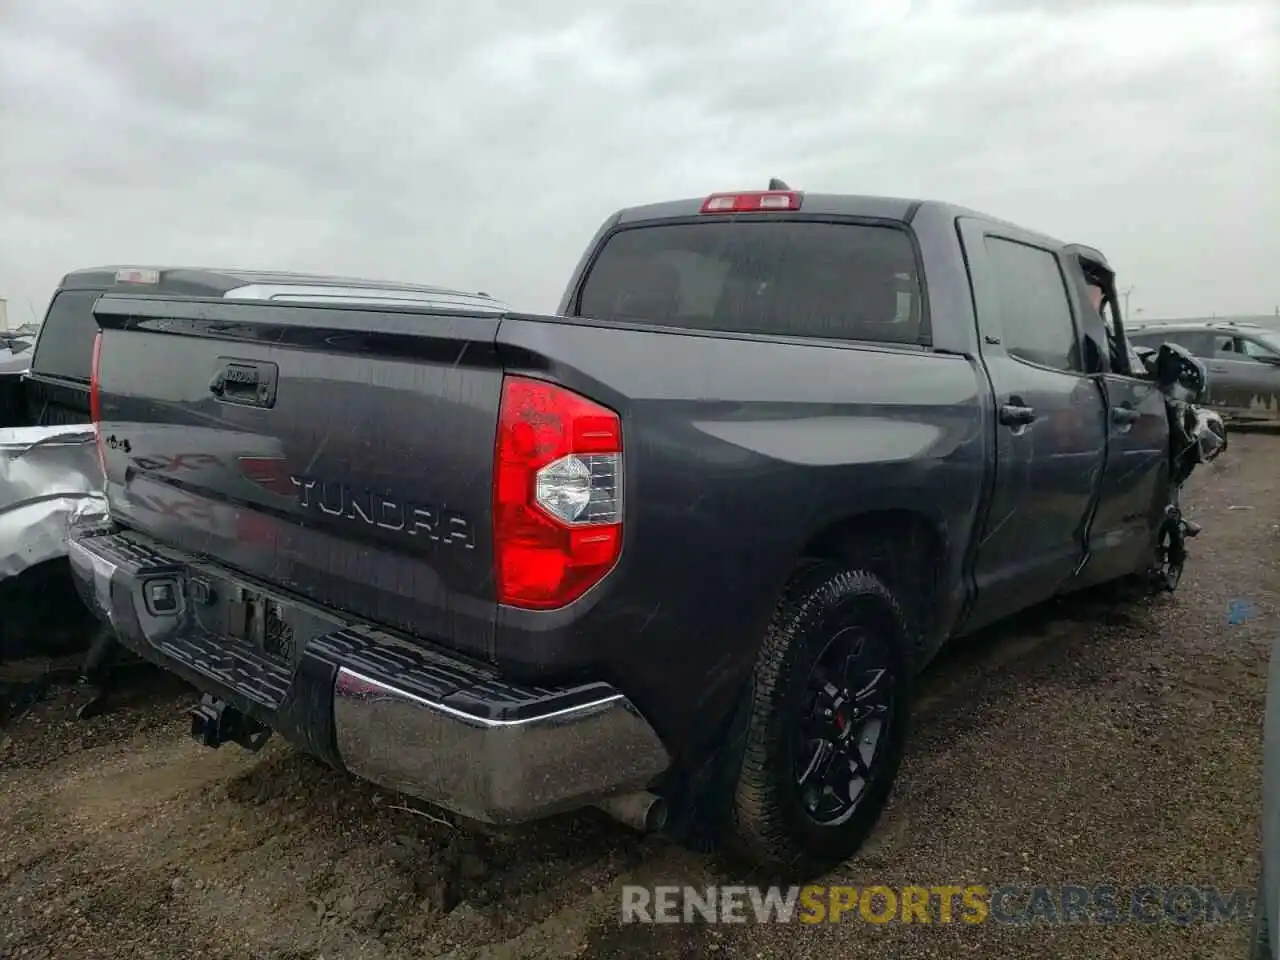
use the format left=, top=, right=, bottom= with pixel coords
left=67, top=187, right=1195, bottom=876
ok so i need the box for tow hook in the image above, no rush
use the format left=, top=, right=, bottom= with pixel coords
left=188, top=693, right=273, bottom=751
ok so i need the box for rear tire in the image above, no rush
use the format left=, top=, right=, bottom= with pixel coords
left=726, top=563, right=910, bottom=877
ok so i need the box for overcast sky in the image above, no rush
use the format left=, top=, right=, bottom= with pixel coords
left=1, top=0, right=1276, bottom=326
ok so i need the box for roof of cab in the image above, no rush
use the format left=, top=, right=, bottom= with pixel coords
left=57, top=266, right=504, bottom=305
left=615, top=193, right=923, bottom=225
left=611, top=193, right=1074, bottom=251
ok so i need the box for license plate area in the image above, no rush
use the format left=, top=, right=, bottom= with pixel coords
left=219, top=584, right=298, bottom=666
left=184, top=566, right=343, bottom=669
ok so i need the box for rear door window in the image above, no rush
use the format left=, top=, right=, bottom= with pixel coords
left=29, top=290, right=102, bottom=382
left=1170, top=332, right=1213, bottom=356
left=982, top=237, right=1081, bottom=371
left=1206, top=333, right=1276, bottom=359
left=1132, top=331, right=1214, bottom=357
left=1128, top=332, right=1161, bottom=350
left=576, top=220, right=925, bottom=345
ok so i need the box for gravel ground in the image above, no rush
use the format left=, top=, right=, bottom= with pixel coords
left=1, top=431, right=1274, bottom=960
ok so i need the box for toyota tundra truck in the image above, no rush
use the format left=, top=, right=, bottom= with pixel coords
left=68, top=187, right=1183, bottom=876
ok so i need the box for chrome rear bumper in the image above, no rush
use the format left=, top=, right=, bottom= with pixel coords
left=67, top=525, right=671, bottom=825
left=333, top=668, right=670, bottom=823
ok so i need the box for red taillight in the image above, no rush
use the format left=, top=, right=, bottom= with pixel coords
left=113, top=267, right=160, bottom=284
left=493, top=376, right=623, bottom=610
left=90, top=330, right=105, bottom=473
left=700, top=190, right=802, bottom=214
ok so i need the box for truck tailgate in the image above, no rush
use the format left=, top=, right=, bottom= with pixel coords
left=92, top=296, right=502, bottom=660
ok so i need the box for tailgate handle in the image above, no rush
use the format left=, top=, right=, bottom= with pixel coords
left=210, top=358, right=278, bottom=408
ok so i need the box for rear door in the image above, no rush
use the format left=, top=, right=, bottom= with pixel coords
left=1207, top=333, right=1280, bottom=418
left=1134, top=329, right=1235, bottom=415
left=958, top=219, right=1108, bottom=631
left=23, top=288, right=100, bottom=426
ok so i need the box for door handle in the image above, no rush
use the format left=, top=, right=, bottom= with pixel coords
left=1208, top=365, right=1228, bottom=373
left=999, top=403, right=1037, bottom=427
left=1111, top=406, right=1141, bottom=426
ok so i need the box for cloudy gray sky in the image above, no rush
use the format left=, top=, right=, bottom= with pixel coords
left=1, top=0, right=1276, bottom=325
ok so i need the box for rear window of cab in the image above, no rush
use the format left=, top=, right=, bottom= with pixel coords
left=575, top=220, right=925, bottom=346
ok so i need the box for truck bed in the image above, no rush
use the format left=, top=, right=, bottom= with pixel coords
left=90, top=294, right=987, bottom=739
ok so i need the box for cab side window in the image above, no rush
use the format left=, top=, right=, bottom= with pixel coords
left=1130, top=331, right=1217, bottom=359
left=984, top=237, right=1081, bottom=372
left=1151, top=332, right=1214, bottom=358
left=1128, top=333, right=1161, bottom=352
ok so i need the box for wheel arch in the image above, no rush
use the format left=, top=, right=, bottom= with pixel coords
left=793, top=508, right=951, bottom=666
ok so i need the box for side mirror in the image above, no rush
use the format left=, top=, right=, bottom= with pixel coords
left=1132, top=345, right=1158, bottom=375
left=1154, top=342, right=1207, bottom=401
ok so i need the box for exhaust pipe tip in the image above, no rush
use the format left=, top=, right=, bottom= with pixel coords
left=644, top=796, right=668, bottom=834
left=594, top=791, right=668, bottom=834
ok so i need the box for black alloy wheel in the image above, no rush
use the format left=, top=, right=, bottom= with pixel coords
left=793, top=625, right=896, bottom=827
left=727, top=563, right=910, bottom=877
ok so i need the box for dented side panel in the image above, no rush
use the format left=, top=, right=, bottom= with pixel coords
left=0, top=424, right=103, bottom=579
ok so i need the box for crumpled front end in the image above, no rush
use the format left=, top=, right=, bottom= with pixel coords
left=0, top=424, right=105, bottom=581
left=1194, top=406, right=1228, bottom=462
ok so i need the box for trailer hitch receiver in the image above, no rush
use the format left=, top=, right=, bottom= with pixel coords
left=188, top=693, right=272, bottom=751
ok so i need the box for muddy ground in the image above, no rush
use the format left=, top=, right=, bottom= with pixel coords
left=1, top=432, right=1276, bottom=959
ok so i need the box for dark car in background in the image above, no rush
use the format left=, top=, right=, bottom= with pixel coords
left=1129, top=320, right=1280, bottom=422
